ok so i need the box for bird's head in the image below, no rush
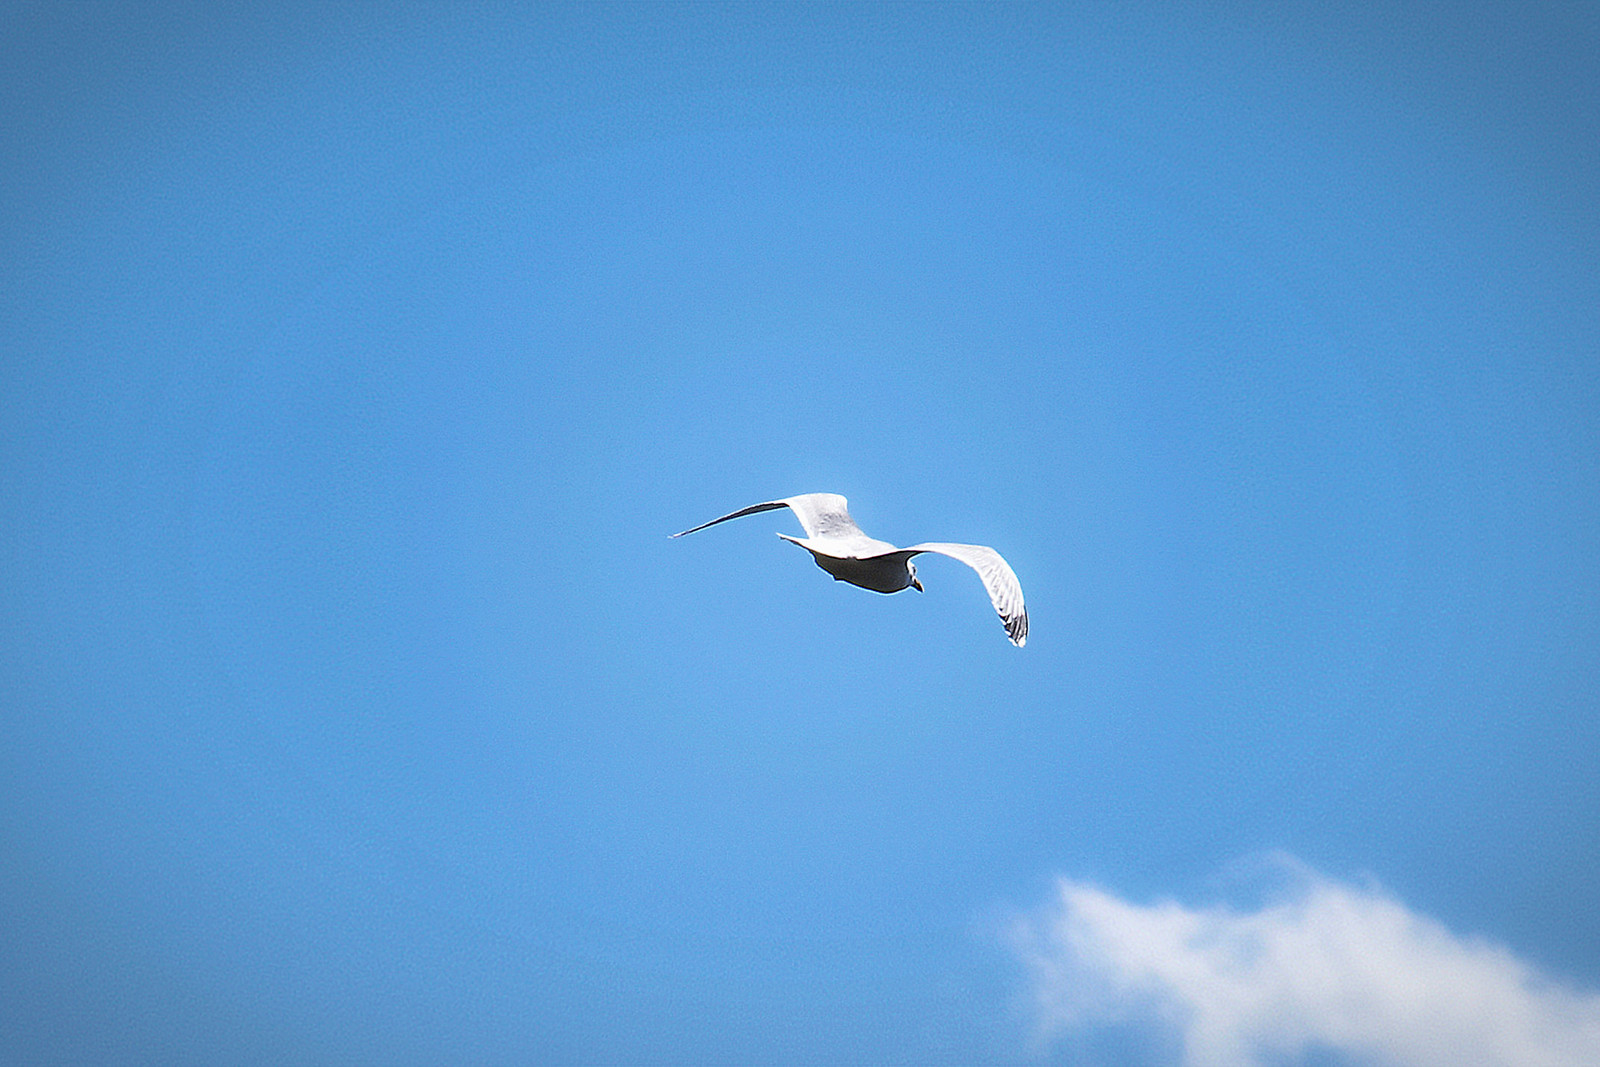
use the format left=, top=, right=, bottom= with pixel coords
left=908, top=560, right=923, bottom=592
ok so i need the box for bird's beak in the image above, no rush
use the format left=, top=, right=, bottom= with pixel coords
left=912, top=577, right=923, bottom=592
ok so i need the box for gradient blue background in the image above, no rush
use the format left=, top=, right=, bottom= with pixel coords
left=4, top=3, right=1597, bottom=1063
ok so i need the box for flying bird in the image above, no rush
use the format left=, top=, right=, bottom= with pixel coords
left=671, top=493, right=1028, bottom=646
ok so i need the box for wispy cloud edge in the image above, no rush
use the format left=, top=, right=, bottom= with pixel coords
left=1009, top=856, right=1600, bottom=1067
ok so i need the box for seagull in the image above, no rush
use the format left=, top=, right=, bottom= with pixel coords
left=671, top=493, right=1028, bottom=646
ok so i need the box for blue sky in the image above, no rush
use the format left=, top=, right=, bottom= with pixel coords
left=3, top=3, right=1598, bottom=1064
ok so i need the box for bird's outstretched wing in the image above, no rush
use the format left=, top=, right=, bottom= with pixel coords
left=670, top=499, right=790, bottom=538
left=905, top=542, right=1029, bottom=647
left=671, top=493, right=866, bottom=541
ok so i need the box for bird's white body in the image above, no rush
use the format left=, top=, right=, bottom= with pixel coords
left=672, top=492, right=1028, bottom=646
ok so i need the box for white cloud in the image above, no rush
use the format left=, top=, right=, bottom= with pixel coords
left=1009, top=856, right=1600, bottom=1067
